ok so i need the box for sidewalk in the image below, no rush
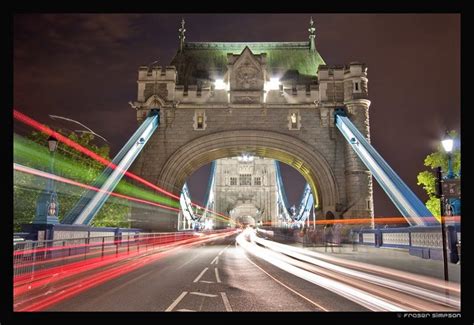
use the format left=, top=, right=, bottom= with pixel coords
left=290, top=242, right=460, bottom=283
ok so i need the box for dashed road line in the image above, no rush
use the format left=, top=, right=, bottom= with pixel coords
left=193, top=267, right=209, bottom=283
left=165, top=291, right=188, bottom=312
left=190, top=292, right=218, bottom=298
left=244, top=255, right=330, bottom=312
left=177, top=309, right=195, bottom=312
left=210, top=256, right=219, bottom=264
left=199, top=280, right=215, bottom=284
left=215, top=267, right=221, bottom=283
left=220, top=292, right=232, bottom=311
left=218, top=244, right=231, bottom=256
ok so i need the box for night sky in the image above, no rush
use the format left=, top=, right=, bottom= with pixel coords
left=13, top=14, right=460, bottom=216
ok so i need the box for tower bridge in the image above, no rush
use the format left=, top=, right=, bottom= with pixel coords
left=14, top=17, right=459, bottom=313
left=129, top=19, right=374, bottom=231
left=62, top=18, right=432, bottom=231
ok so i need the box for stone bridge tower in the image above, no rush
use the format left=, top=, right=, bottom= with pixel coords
left=129, top=18, right=373, bottom=231
left=212, top=157, right=279, bottom=228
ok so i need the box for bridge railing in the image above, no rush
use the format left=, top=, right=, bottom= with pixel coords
left=13, top=231, right=197, bottom=280
left=358, top=224, right=460, bottom=263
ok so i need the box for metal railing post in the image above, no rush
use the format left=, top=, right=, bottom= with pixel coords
left=101, top=237, right=105, bottom=259
left=127, top=235, right=130, bottom=254
left=115, top=235, right=119, bottom=256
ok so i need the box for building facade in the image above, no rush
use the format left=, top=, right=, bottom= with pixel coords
left=129, top=19, right=374, bottom=231
left=212, top=157, right=278, bottom=227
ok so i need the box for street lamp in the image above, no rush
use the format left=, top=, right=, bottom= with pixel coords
left=48, top=135, right=59, bottom=152
left=442, top=133, right=454, bottom=179
left=436, top=132, right=458, bottom=282
left=33, top=135, right=59, bottom=226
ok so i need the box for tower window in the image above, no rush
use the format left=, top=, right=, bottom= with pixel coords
left=291, top=113, right=297, bottom=128
left=230, top=177, right=237, bottom=186
left=254, top=177, right=262, bottom=186
left=193, top=110, right=207, bottom=130
left=354, top=81, right=361, bottom=93
left=197, top=114, right=204, bottom=129
left=288, top=110, right=301, bottom=130
left=239, top=174, right=252, bottom=186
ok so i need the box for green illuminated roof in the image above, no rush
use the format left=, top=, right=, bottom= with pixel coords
left=170, top=42, right=326, bottom=85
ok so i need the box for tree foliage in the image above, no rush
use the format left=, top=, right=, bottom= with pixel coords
left=14, top=129, right=131, bottom=232
left=416, top=130, right=460, bottom=216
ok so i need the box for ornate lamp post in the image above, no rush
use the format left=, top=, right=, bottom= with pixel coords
left=436, top=132, right=461, bottom=282
left=441, top=133, right=461, bottom=216
left=33, top=135, right=60, bottom=226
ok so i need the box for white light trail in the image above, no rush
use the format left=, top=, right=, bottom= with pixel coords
left=236, top=230, right=406, bottom=311
left=237, top=229, right=460, bottom=311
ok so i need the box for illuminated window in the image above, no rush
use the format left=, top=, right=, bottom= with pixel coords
left=197, top=114, right=204, bottom=129
left=239, top=174, right=252, bottom=186
left=230, top=177, right=237, bottom=186
left=193, top=110, right=207, bottom=130
left=254, top=177, right=262, bottom=186
left=291, top=113, right=297, bottom=128
left=288, top=110, right=301, bottom=130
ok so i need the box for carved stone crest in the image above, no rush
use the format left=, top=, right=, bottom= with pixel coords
left=236, top=63, right=259, bottom=89
left=144, top=82, right=168, bottom=101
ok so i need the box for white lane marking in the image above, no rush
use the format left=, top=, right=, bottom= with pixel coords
left=199, top=280, right=215, bottom=284
left=220, top=292, right=232, bottom=312
left=193, top=267, right=209, bottom=283
left=190, top=292, right=218, bottom=298
left=210, top=256, right=219, bottom=264
left=215, top=267, right=221, bottom=283
left=218, top=244, right=231, bottom=256
left=177, top=309, right=196, bottom=312
left=165, top=291, right=188, bottom=312
left=244, top=255, right=330, bottom=312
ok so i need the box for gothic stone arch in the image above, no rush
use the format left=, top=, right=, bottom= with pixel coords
left=129, top=42, right=373, bottom=231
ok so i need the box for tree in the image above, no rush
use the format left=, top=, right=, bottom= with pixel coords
left=13, top=129, right=131, bottom=232
left=416, top=130, right=460, bottom=217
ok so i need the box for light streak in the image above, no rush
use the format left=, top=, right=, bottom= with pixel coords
left=14, top=163, right=234, bottom=225
left=14, top=163, right=180, bottom=213
left=251, top=232, right=460, bottom=308
left=14, top=109, right=232, bottom=223
left=237, top=229, right=460, bottom=311
left=236, top=230, right=405, bottom=311
left=14, top=230, right=239, bottom=311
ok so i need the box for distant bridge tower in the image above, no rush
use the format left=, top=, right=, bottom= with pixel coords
left=212, top=156, right=279, bottom=228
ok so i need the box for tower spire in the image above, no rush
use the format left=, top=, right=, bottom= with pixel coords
left=178, top=18, right=186, bottom=53
left=308, top=16, right=316, bottom=52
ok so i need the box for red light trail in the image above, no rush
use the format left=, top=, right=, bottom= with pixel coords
left=14, top=230, right=239, bottom=311
left=13, top=109, right=230, bottom=221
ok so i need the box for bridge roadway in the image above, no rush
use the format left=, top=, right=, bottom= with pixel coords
left=39, top=229, right=458, bottom=312
left=46, top=232, right=365, bottom=312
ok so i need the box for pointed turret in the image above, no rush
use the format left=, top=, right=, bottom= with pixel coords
left=308, top=17, right=316, bottom=52
left=178, top=18, right=186, bottom=53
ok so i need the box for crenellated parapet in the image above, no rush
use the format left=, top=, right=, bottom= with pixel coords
left=137, top=65, right=177, bottom=103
